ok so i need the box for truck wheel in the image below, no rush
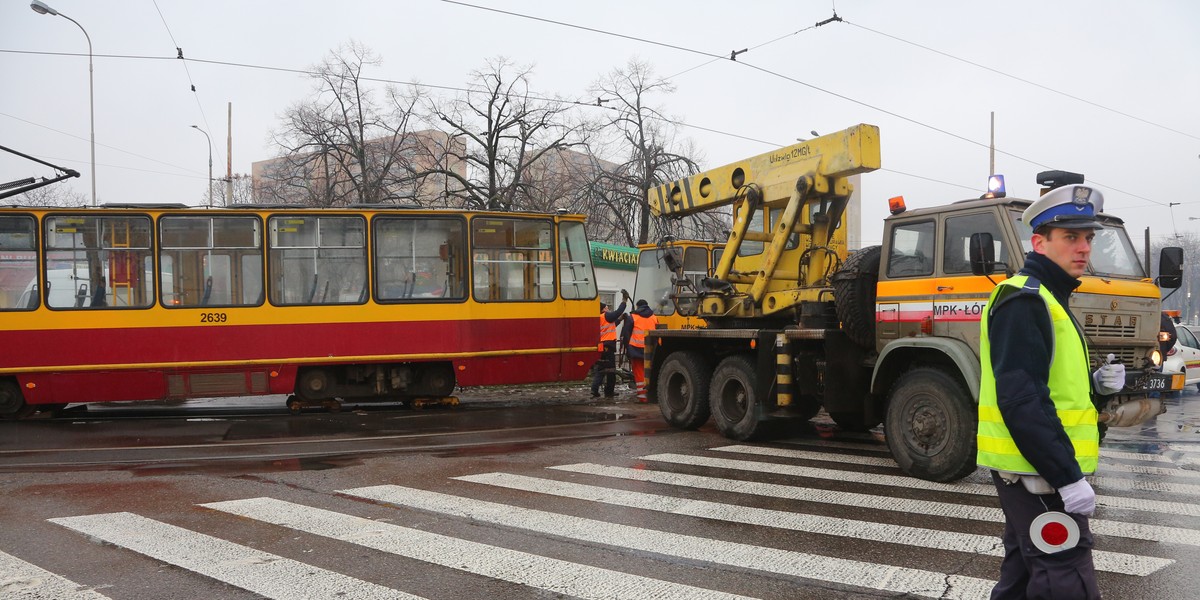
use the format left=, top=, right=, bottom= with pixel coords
left=657, top=351, right=712, bottom=429
left=885, top=367, right=977, bottom=482
left=710, top=355, right=771, bottom=440
left=832, top=245, right=881, bottom=349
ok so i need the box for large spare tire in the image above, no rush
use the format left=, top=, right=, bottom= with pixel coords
left=832, top=245, right=882, bottom=349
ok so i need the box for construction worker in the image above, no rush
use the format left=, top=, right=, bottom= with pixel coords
left=977, top=184, right=1124, bottom=599
left=591, top=291, right=629, bottom=398
left=627, top=298, right=658, bottom=402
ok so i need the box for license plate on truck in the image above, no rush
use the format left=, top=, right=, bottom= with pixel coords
left=1132, top=372, right=1182, bottom=392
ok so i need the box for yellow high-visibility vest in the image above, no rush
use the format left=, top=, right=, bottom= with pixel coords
left=977, top=274, right=1099, bottom=474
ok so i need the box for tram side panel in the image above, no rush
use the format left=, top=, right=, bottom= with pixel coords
left=0, top=208, right=598, bottom=411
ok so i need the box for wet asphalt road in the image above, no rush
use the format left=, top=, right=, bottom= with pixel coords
left=0, top=384, right=1197, bottom=599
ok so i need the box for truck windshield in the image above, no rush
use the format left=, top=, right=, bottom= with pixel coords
left=1010, top=210, right=1146, bottom=278
left=634, top=249, right=677, bottom=316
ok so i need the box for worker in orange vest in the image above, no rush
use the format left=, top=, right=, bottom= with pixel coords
left=627, top=299, right=658, bottom=402
left=591, top=290, right=629, bottom=398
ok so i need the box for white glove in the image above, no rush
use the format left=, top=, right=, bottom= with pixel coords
left=1093, top=353, right=1125, bottom=395
left=1059, top=478, right=1096, bottom=516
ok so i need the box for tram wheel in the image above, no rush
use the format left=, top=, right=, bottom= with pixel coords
left=286, top=395, right=304, bottom=415
left=0, top=380, right=32, bottom=420
left=296, top=368, right=332, bottom=401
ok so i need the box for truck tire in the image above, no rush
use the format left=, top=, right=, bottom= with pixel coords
left=710, top=354, right=772, bottom=440
left=832, top=245, right=882, bottom=349
left=885, top=366, right=977, bottom=482
left=657, top=351, right=712, bottom=429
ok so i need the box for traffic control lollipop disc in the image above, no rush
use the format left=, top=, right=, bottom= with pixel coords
left=1030, top=511, right=1081, bottom=554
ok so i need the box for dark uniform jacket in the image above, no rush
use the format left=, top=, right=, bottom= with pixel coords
left=988, top=251, right=1093, bottom=489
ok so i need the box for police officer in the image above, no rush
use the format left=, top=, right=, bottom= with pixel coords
left=977, top=184, right=1125, bottom=599
left=628, top=298, right=659, bottom=402
left=591, top=291, right=629, bottom=398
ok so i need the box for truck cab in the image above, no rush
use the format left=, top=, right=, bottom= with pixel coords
left=868, top=193, right=1182, bottom=479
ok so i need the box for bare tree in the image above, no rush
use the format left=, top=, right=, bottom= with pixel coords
left=584, top=59, right=721, bottom=246
left=421, top=58, right=587, bottom=211
left=261, top=42, right=427, bottom=206
left=221, top=174, right=255, bottom=205
left=15, top=184, right=88, bottom=207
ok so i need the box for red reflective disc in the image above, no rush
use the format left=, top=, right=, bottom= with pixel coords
left=1030, top=511, right=1080, bottom=554
left=1041, top=521, right=1069, bottom=546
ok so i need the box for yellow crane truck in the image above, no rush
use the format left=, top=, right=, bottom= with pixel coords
left=645, top=124, right=1184, bottom=482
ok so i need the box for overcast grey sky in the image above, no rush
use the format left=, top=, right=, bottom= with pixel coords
left=2, top=0, right=1197, bottom=247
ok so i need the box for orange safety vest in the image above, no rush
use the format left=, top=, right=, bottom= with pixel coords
left=598, top=314, right=617, bottom=350
left=630, top=313, right=657, bottom=349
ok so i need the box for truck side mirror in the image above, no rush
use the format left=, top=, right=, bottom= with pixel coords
left=969, top=233, right=996, bottom=276
left=1159, top=246, right=1184, bottom=289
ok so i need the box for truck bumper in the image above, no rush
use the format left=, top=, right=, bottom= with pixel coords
left=1098, top=370, right=1180, bottom=427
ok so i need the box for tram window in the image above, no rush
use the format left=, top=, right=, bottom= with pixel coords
left=160, top=216, right=263, bottom=307
left=471, top=218, right=554, bottom=302
left=558, top=221, right=596, bottom=299
left=268, top=215, right=366, bottom=305
left=0, top=215, right=38, bottom=311
left=373, top=217, right=466, bottom=301
left=44, top=215, right=154, bottom=309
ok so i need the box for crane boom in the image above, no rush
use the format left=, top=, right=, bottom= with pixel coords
left=645, top=124, right=880, bottom=319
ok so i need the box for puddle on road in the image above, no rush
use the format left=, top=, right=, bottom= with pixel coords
left=131, top=455, right=365, bottom=477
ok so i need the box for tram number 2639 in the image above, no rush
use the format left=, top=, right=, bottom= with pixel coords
left=199, top=312, right=228, bottom=323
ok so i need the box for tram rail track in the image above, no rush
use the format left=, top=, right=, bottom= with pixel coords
left=0, top=403, right=665, bottom=471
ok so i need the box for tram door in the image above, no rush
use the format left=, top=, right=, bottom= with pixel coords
left=471, top=218, right=562, bottom=381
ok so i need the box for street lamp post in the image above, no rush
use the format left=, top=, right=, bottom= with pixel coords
left=190, top=125, right=214, bottom=207
left=31, top=0, right=95, bottom=207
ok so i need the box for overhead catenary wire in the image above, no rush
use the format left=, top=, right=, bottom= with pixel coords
left=843, top=19, right=1200, bottom=143
left=3, top=4, right=1183, bottom=209
left=1, top=110, right=204, bottom=177
left=0, top=47, right=1056, bottom=202
left=434, top=1, right=1181, bottom=208
left=151, top=0, right=226, bottom=183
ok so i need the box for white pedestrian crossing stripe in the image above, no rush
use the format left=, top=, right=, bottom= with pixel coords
left=0, top=550, right=111, bottom=599
left=202, top=497, right=756, bottom=600
left=48, top=512, right=416, bottom=600
left=340, top=483, right=998, bottom=599
left=548, top=463, right=1200, bottom=547
left=26, top=440, right=1188, bottom=600
left=643, top=452, right=1200, bottom=518
left=714, top=445, right=1200, bottom=494
left=782, top=438, right=1200, bottom=479
left=452, top=472, right=1172, bottom=576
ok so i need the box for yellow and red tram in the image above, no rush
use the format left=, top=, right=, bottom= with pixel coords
left=0, top=204, right=599, bottom=416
